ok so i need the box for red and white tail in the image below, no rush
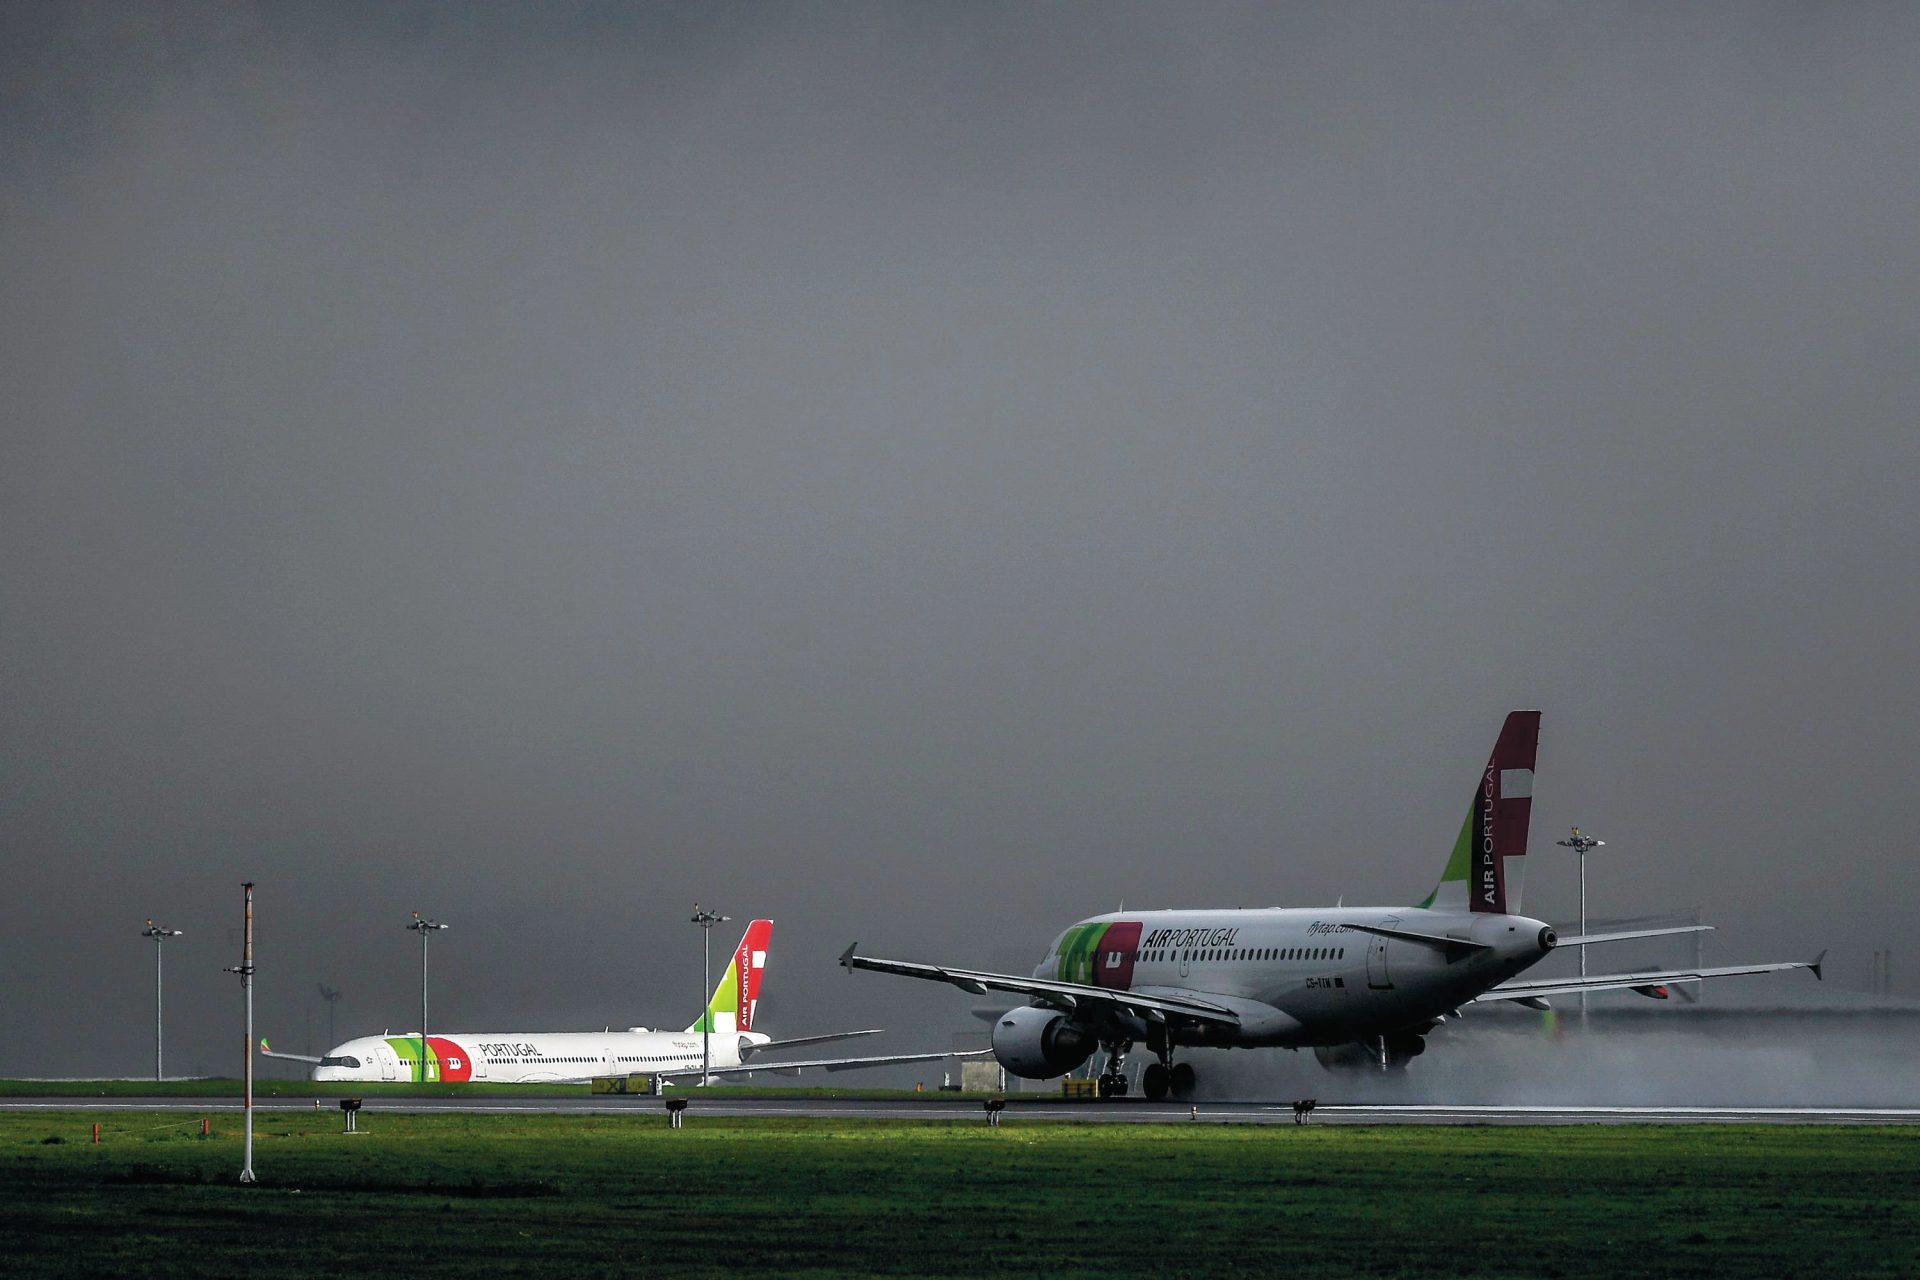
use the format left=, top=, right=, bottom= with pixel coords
left=1418, top=711, right=1541, bottom=913
left=735, top=918, right=771, bottom=1032
left=687, top=918, right=772, bottom=1034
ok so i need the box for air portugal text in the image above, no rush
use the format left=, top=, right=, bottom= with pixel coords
left=1141, top=927, right=1241, bottom=949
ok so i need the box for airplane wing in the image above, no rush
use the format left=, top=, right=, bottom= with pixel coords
left=658, top=1048, right=992, bottom=1079
left=1475, top=951, right=1824, bottom=1003
left=258, top=1038, right=324, bottom=1064
left=744, top=1029, right=882, bottom=1056
left=839, top=943, right=1241, bottom=1027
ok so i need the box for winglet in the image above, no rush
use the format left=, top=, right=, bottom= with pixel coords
left=839, top=942, right=858, bottom=971
left=259, top=1038, right=270, bottom=1052
left=1811, top=948, right=1827, bottom=982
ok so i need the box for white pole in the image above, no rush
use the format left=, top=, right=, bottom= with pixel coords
left=690, top=905, right=729, bottom=1087
left=1555, top=829, right=1604, bottom=1034
left=319, top=984, right=341, bottom=1051
left=240, top=884, right=255, bottom=1183
left=702, top=924, right=710, bottom=1086
left=421, top=923, right=429, bottom=1082
left=1578, top=846, right=1588, bottom=1029
left=406, top=914, right=448, bottom=1083
left=143, top=921, right=181, bottom=1081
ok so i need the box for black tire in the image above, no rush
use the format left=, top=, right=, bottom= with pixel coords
left=1110, top=1074, right=1129, bottom=1098
left=1170, top=1062, right=1196, bottom=1098
left=1142, top=1063, right=1170, bottom=1100
left=1097, top=1074, right=1116, bottom=1098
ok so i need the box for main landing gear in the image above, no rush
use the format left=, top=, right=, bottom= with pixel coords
left=1140, top=1054, right=1196, bottom=1101
left=1094, top=1033, right=1198, bottom=1101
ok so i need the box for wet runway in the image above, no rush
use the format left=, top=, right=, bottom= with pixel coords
left=5, top=1095, right=1918, bottom=1124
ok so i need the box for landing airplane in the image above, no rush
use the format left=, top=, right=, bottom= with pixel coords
left=842, top=711, right=1822, bottom=1099
left=263, top=919, right=978, bottom=1084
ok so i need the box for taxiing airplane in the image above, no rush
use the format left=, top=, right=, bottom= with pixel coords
left=843, top=711, right=1823, bottom=1099
left=264, top=919, right=978, bottom=1084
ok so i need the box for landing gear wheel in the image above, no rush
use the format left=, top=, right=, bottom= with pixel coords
left=1142, top=1063, right=1170, bottom=1100
left=1170, top=1062, right=1196, bottom=1098
left=1094, top=1039, right=1133, bottom=1100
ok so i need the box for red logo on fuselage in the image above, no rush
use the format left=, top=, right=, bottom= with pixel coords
left=426, top=1036, right=472, bottom=1082
left=1093, top=921, right=1142, bottom=991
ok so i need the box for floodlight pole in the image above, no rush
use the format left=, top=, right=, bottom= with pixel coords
left=142, top=920, right=183, bottom=1081
left=221, top=883, right=256, bottom=1183
left=407, top=913, right=448, bottom=1083
left=691, top=905, right=730, bottom=1087
left=1556, top=828, right=1605, bottom=1029
left=318, top=984, right=341, bottom=1050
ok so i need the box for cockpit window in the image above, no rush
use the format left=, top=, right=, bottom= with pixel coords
left=319, top=1055, right=361, bottom=1069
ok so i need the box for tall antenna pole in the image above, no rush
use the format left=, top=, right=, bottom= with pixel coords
left=142, top=920, right=182, bottom=1081
left=318, top=984, right=342, bottom=1050
left=406, top=914, right=448, bottom=1082
left=690, top=904, right=729, bottom=1087
left=1555, top=829, right=1605, bottom=1030
left=223, top=884, right=257, bottom=1183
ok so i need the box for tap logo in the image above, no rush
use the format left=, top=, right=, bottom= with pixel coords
left=384, top=1035, right=476, bottom=1083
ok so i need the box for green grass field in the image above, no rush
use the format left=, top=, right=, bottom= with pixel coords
left=5, top=1111, right=1916, bottom=1278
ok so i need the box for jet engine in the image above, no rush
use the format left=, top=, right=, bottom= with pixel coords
left=1312, top=1030, right=1428, bottom=1073
left=989, top=1006, right=1096, bottom=1079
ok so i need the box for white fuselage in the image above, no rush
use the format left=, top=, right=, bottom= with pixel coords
left=310, top=1027, right=772, bottom=1084
left=1040, top=905, right=1555, bottom=1049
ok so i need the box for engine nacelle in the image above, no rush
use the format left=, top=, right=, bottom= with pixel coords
left=989, top=1006, right=1096, bottom=1080
left=1313, top=1031, right=1428, bottom=1073
left=1312, top=1041, right=1377, bottom=1072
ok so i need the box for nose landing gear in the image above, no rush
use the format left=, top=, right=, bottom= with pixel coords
left=1096, top=1040, right=1133, bottom=1097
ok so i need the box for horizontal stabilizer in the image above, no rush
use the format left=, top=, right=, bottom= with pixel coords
left=659, top=1048, right=990, bottom=1080
left=1554, top=925, right=1713, bottom=947
left=1474, top=956, right=1819, bottom=1003
left=743, top=1029, right=881, bottom=1057
left=1344, top=923, right=1491, bottom=954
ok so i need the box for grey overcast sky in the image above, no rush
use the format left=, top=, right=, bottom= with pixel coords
left=3, top=2, right=1916, bottom=1077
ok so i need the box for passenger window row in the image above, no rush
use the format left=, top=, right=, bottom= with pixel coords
left=1135, top=946, right=1347, bottom=964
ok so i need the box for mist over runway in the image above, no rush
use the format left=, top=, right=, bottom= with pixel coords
left=1184, top=1016, right=1920, bottom=1110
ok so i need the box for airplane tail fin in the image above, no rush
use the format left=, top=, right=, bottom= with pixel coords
left=1418, top=711, right=1540, bottom=914
left=687, top=919, right=772, bottom=1035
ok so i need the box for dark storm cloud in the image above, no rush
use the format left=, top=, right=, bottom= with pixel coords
left=2, top=3, right=1916, bottom=1079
